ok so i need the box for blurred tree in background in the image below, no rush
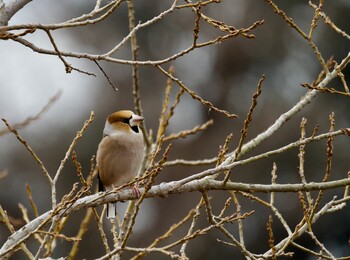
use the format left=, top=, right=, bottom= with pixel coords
left=0, top=0, right=350, bottom=259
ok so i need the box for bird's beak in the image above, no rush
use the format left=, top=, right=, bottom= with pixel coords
left=130, top=114, right=144, bottom=126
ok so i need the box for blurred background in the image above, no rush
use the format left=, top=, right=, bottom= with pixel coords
left=1, top=0, right=350, bottom=259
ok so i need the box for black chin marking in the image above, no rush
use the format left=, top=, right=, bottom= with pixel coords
left=131, top=125, right=139, bottom=133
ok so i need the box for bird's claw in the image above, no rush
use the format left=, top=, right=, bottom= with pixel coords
left=132, top=185, right=141, bottom=198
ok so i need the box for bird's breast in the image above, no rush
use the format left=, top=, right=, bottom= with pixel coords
left=96, top=133, right=144, bottom=188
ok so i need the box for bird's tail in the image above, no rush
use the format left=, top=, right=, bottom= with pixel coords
left=98, top=173, right=104, bottom=192
left=98, top=172, right=117, bottom=219
left=106, top=203, right=117, bottom=219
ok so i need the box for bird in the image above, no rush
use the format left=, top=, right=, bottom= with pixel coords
left=96, top=110, right=144, bottom=219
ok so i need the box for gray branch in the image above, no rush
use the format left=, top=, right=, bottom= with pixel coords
left=0, top=0, right=32, bottom=26
left=1, top=177, right=350, bottom=257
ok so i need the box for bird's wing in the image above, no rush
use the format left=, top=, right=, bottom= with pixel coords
left=97, top=171, right=105, bottom=192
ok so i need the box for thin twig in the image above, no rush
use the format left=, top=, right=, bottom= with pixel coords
left=334, top=61, right=350, bottom=93
left=163, top=119, right=214, bottom=142
left=1, top=0, right=123, bottom=31
left=67, top=208, right=93, bottom=259
left=308, top=230, right=336, bottom=260
left=267, top=215, right=277, bottom=260
left=179, top=200, right=203, bottom=259
left=239, top=191, right=292, bottom=236
left=235, top=75, right=265, bottom=159
left=310, top=112, right=335, bottom=221
left=156, top=66, right=175, bottom=141
left=192, top=4, right=201, bottom=46
left=45, top=29, right=72, bottom=73
left=0, top=205, right=34, bottom=259
left=25, top=184, right=39, bottom=218
left=1, top=118, right=52, bottom=183
left=301, top=83, right=350, bottom=97
left=10, top=18, right=262, bottom=67
left=298, top=118, right=313, bottom=207
left=265, top=0, right=328, bottom=73
left=224, top=51, right=350, bottom=165
left=231, top=192, right=245, bottom=247
left=0, top=90, right=61, bottom=137
left=52, top=111, right=94, bottom=207
left=308, top=0, right=323, bottom=39
left=133, top=202, right=201, bottom=259
left=157, top=65, right=238, bottom=119
left=94, top=60, right=118, bottom=91
left=309, top=1, right=350, bottom=41
left=270, top=162, right=277, bottom=205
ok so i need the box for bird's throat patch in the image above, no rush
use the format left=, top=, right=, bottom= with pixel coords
left=131, top=125, right=139, bottom=133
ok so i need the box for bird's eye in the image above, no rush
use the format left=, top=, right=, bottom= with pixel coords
left=121, top=118, right=129, bottom=124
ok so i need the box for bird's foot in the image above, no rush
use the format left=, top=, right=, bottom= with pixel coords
left=132, top=185, right=141, bottom=198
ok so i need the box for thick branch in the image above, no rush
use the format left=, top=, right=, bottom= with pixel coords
left=1, top=177, right=350, bottom=256
left=0, top=0, right=32, bottom=25
left=223, top=51, right=350, bottom=164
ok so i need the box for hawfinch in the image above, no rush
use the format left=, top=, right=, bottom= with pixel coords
left=96, top=110, right=144, bottom=219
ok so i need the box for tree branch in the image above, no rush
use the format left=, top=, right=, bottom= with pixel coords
left=223, top=51, right=350, bottom=165
left=0, top=0, right=32, bottom=26
left=1, top=176, right=350, bottom=257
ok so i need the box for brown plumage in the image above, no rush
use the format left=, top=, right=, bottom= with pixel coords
left=96, top=110, right=144, bottom=218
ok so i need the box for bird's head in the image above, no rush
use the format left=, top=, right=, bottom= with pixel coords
left=103, top=110, right=144, bottom=137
